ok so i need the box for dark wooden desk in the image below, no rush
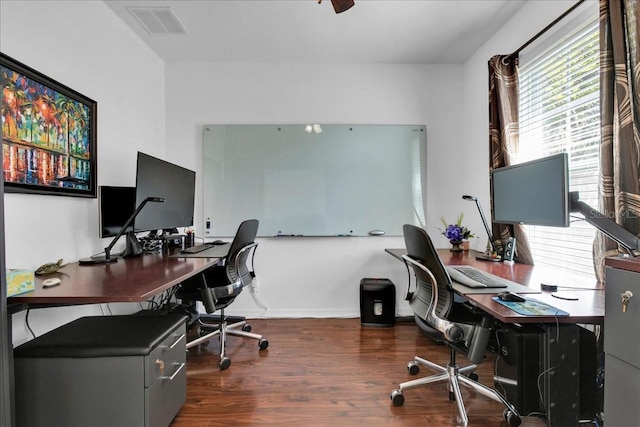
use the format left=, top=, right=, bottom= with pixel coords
left=5, top=252, right=221, bottom=427
left=9, top=252, right=220, bottom=306
left=386, top=248, right=604, bottom=324
left=387, top=247, right=604, bottom=426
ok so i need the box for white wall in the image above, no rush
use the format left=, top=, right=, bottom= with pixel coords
left=1, top=1, right=166, bottom=343
left=2, top=0, right=582, bottom=343
left=165, top=62, right=464, bottom=318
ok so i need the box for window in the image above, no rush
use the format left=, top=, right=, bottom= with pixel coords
left=518, top=3, right=599, bottom=278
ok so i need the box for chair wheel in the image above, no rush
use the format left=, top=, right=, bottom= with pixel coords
left=468, top=372, right=479, bottom=381
left=390, top=389, right=405, bottom=406
left=259, top=339, right=269, bottom=350
left=503, top=408, right=521, bottom=427
left=407, top=361, right=420, bottom=375
left=242, top=324, right=252, bottom=332
left=220, top=357, right=231, bottom=370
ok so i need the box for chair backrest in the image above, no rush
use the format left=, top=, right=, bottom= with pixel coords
left=403, top=224, right=454, bottom=320
left=227, top=219, right=259, bottom=260
left=225, top=219, right=259, bottom=286
left=402, top=224, right=490, bottom=364
left=200, top=220, right=259, bottom=311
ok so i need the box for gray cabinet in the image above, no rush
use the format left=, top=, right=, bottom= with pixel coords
left=604, top=266, right=640, bottom=427
left=14, top=314, right=186, bottom=427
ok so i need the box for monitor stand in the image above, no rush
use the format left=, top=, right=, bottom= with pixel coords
left=78, top=254, right=118, bottom=265
left=122, top=231, right=144, bottom=258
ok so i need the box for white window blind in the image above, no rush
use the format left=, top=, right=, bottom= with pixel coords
left=518, top=3, right=599, bottom=278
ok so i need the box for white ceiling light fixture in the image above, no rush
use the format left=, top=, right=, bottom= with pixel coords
left=127, top=7, right=188, bottom=35
left=304, top=124, right=323, bottom=134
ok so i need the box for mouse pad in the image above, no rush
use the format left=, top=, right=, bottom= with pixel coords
left=492, top=297, right=570, bottom=316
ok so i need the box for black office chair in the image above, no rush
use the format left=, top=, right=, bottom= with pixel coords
left=390, top=224, right=521, bottom=427
left=178, top=219, right=268, bottom=370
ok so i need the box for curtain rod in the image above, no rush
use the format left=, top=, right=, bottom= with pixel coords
left=509, top=0, right=585, bottom=58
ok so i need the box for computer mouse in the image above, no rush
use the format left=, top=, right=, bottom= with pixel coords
left=42, top=278, right=61, bottom=288
left=498, top=291, right=526, bottom=302
left=212, top=240, right=226, bottom=245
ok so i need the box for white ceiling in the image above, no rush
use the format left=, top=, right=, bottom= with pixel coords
left=104, top=0, right=527, bottom=64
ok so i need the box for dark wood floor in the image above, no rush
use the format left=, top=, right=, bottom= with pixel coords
left=171, top=318, right=548, bottom=427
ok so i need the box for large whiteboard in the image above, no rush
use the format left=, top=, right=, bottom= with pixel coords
left=202, top=124, right=426, bottom=237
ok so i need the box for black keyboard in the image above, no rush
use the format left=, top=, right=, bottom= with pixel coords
left=180, top=244, right=214, bottom=254
left=446, top=266, right=507, bottom=289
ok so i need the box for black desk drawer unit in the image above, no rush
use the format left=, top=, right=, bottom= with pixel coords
left=14, top=314, right=187, bottom=427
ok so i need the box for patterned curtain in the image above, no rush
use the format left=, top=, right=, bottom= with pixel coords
left=488, top=55, right=534, bottom=265
left=595, top=0, right=640, bottom=282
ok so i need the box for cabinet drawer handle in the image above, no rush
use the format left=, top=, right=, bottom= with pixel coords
left=165, top=333, right=186, bottom=350
left=161, top=362, right=185, bottom=381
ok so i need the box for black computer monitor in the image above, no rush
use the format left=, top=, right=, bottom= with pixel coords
left=99, top=186, right=136, bottom=238
left=491, top=153, right=570, bottom=227
left=134, top=152, right=196, bottom=233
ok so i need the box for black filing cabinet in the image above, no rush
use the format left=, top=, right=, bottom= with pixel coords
left=14, top=314, right=187, bottom=427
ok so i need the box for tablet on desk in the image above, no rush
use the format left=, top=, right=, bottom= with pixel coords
left=492, top=296, right=570, bottom=316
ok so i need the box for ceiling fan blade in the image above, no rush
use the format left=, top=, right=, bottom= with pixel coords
left=330, top=0, right=355, bottom=14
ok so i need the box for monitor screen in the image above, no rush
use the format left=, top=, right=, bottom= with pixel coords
left=99, top=186, right=136, bottom=238
left=134, top=152, right=196, bottom=232
left=491, top=153, right=570, bottom=227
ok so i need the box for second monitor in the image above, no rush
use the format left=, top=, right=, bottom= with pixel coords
left=134, top=152, right=196, bottom=234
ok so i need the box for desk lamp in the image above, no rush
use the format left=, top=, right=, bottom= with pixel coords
left=79, top=197, right=165, bottom=265
left=462, top=195, right=501, bottom=262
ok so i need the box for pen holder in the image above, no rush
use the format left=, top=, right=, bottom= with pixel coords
left=185, top=233, right=195, bottom=248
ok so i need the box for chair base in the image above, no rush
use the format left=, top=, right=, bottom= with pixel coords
left=390, top=355, right=521, bottom=427
left=185, top=311, right=268, bottom=370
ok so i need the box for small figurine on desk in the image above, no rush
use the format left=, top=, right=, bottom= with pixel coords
left=35, top=259, right=67, bottom=275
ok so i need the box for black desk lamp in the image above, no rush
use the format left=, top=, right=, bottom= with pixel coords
left=79, top=197, right=165, bottom=266
left=462, top=195, right=501, bottom=262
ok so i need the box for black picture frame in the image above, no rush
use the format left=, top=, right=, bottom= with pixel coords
left=1, top=52, right=97, bottom=198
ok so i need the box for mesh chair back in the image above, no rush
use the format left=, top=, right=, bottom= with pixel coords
left=199, top=219, right=259, bottom=312
left=225, top=219, right=259, bottom=286
left=403, top=224, right=454, bottom=320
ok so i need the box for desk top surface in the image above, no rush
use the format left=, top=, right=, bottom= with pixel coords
left=386, top=248, right=604, bottom=324
left=9, top=251, right=220, bottom=305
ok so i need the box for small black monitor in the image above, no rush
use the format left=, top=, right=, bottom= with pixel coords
left=99, top=186, right=136, bottom=238
left=491, top=153, right=570, bottom=227
left=134, top=152, right=196, bottom=232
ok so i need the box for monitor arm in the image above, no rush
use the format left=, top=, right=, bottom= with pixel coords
left=569, top=191, right=640, bottom=255
left=79, top=197, right=165, bottom=265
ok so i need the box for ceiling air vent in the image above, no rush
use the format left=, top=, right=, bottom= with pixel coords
left=127, top=7, right=188, bottom=35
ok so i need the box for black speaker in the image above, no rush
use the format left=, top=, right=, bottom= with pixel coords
left=503, top=237, right=516, bottom=262
left=360, top=278, right=395, bottom=327
left=494, top=323, right=544, bottom=415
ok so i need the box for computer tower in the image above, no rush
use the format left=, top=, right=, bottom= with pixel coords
left=360, top=278, right=395, bottom=327
left=493, top=323, right=544, bottom=415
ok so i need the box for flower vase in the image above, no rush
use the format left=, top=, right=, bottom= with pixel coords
left=450, top=240, right=463, bottom=252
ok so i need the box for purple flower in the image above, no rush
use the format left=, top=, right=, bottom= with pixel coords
left=444, top=225, right=464, bottom=241
left=440, top=214, right=474, bottom=241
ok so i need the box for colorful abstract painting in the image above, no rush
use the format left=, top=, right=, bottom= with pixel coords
left=1, top=52, right=97, bottom=197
